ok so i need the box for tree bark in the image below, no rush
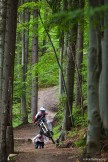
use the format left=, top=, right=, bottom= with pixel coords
left=87, top=0, right=102, bottom=155
left=6, top=0, right=18, bottom=155
left=75, top=0, right=84, bottom=111
left=0, top=1, right=7, bottom=160
left=31, top=2, right=38, bottom=120
left=63, top=0, right=78, bottom=131
left=0, top=0, right=7, bottom=114
left=21, top=0, right=28, bottom=124
left=0, top=0, right=18, bottom=161
left=100, top=0, right=108, bottom=134
left=59, top=32, right=64, bottom=95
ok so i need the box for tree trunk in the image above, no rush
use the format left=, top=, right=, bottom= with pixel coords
left=87, top=0, right=102, bottom=155
left=0, top=0, right=18, bottom=160
left=59, top=32, right=64, bottom=95
left=31, top=4, right=38, bottom=120
left=100, top=0, right=108, bottom=134
left=0, top=0, right=7, bottom=112
left=6, top=0, right=18, bottom=155
left=0, top=0, right=10, bottom=160
left=63, top=0, right=78, bottom=131
left=75, top=0, right=84, bottom=111
left=6, top=126, right=14, bottom=156
left=21, top=0, right=28, bottom=124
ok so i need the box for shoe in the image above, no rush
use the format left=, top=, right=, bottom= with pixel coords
left=35, top=144, right=38, bottom=149
left=35, top=146, right=38, bottom=149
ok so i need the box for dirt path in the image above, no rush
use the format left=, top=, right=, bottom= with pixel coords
left=13, top=87, right=81, bottom=162
left=13, top=123, right=80, bottom=162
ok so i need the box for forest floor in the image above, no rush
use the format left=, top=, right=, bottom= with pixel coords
left=12, top=86, right=108, bottom=162
left=13, top=123, right=82, bottom=162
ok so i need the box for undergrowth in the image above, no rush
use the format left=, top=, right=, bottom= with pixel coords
left=53, top=99, right=87, bottom=148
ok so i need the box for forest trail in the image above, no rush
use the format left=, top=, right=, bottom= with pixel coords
left=12, top=86, right=108, bottom=162
left=13, top=86, right=81, bottom=162
left=13, top=123, right=81, bottom=162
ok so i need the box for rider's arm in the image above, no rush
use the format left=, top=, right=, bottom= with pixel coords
left=34, top=112, right=41, bottom=123
left=36, top=112, right=41, bottom=119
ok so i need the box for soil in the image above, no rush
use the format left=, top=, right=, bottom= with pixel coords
left=12, top=86, right=108, bottom=162
left=12, top=86, right=81, bottom=162
left=13, top=123, right=81, bottom=162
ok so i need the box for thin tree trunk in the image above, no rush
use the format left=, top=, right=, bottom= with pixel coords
left=42, top=12, right=47, bottom=56
left=31, top=4, right=38, bottom=120
left=59, top=32, right=64, bottom=95
left=75, top=0, right=84, bottom=111
left=21, top=0, right=28, bottom=124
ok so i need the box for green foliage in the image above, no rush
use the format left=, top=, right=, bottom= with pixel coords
left=53, top=124, right=62, bottom=139
left=87, top=4, right=108, bottom=17
left=55, top=94, right=67, bottom=122
left=46, top=0, right=61, bottom=13
left=58, top=94, right=66, bottom=108
left=67, top=128, right=79, bottom=137
left=67, top=127, right=87, bottom=148
left=73, top=107, right=87, bottom=127
left=82, top=56, right=87, bottom=99
left=29, top=52, right=59, bottom=87
left=75, top=138, right=86, bottom=147
left=53, top=94, right=66, bottom=138
left=12, top=103, right=21, bottom=127
left=13, top=64, right=23, bottom=99
left=54, top=103, right=63, bottom=125
left=18, top=2, right=41, bottom=12
left=81, top=16, right=88, bottom=100
left=13, top=0, right=90, bottom=129
left=48, top=9, right=84, bottom=31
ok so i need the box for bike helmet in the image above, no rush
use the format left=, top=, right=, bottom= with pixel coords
left=40, top=107, right=45, bottom=111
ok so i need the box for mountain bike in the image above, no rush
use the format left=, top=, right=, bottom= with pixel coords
left=35, top=120, right=55, bottom=144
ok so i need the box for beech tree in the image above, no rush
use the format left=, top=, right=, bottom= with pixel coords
left=0, top=0, right=18, bottom=161
left=100, top=0, right=108, bottom=135
left=63, top=0, right=78, bottom=131
left=6, top=0, right=18, bottom=156
left=87, top=0, right=108, bottom=156
left=21, top=0, right=29, bottom=124
left=0, top=0, right=7, bottom=109
left=31, top=0, right=39, bottom=120
left=0, top=1, right=7, bottom=161
left=75, top=0, right=84, bottom=111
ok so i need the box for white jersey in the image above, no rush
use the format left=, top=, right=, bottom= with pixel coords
left=32, top=134, right=49, bottom=144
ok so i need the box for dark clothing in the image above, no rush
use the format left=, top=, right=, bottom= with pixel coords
left=35, top=141, right=44, bottom=149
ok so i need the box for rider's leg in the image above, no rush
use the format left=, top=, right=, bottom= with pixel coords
left=47, top=120, right=52, bottom=131
left=38, top=142, right=42, bottom=149
left=46, top=120, right=54, bottom=135
left=41, top=142, right=44, bottom=148
left=35, top=141, right=38, bottom=149
left=42, top=118, right=52, bottom=132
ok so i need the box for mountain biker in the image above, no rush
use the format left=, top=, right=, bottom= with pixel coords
left=32, top=131, right=48, bottom=149
left=34, top=106, right=53, bottom=135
